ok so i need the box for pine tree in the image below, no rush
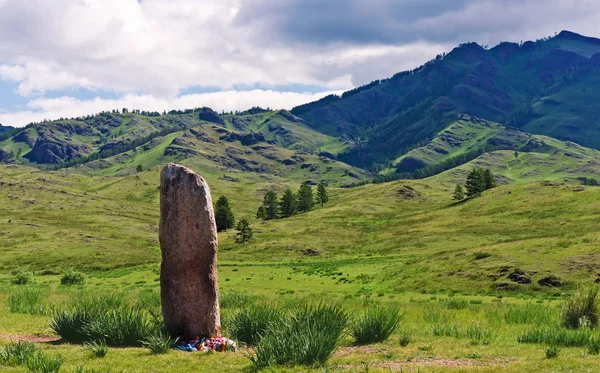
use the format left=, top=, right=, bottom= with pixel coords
left=214, top=196, right=235, bottom=232
left=452, top=184, right=465, bottom=201
left=297, top=183, right=314, bottom=212
left=256, top=205, right=267, bottom=221
left=263, top=191, right=279, bottom=220
left=279, top=188, right=297, bottom=218
left=483, top=168, right=496, bottom=190
left=316, top=183, right=329, bottom=207
left=235, top=218, right=253, bottom=244
left=466, top=168, right=486, bottom=197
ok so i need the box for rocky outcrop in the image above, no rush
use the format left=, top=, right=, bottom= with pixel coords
left=198, top=107, right=225, bottom=125
left=13, top=130, right=36, bottom=147
left=30, top=135, right=91, bottom=164
left=221, top=131, right=266, bottom=146
left=0, top=148, right=13, bottom=162
left=159, top=164, right=221, bottom=339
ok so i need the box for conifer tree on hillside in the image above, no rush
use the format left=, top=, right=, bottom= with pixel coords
left=235, top=218, right=253, bottom=244
left=466, top=168, right=496, bottom=198
left=452, top=184, right=465, bottom=201
left=256, top=205, right=267, bottom=221
left=466, top=168, right=486, bottom=197
left=483, top=169, right=497, bottom=190
left=262, top=191, right=279, bottom=220
left=279, top=188, right=298, bottom=218
left=316, top=183, right=329, bottom=207
left=297, top=183, right=314, bottom=212
left=214, top=196, right=235, bottom=232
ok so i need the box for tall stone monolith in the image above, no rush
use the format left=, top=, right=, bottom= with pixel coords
left=159, top=163, right=221, bottom=339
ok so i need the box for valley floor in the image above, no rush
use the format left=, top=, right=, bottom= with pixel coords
left=2, top=164, right=600, bottom=372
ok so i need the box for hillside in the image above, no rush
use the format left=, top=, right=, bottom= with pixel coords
left=0, top=108, right=368, bottom=186
left=2, top=163, right=600, bottom=293
left=385, top=115, right=600, bottom=186
left=293, top=30, right=600, bottom=169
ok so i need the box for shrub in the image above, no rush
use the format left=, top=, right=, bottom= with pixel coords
left=50, top=294, right=156, bottom=346
left=432, top=323, right=461, bottom=338
left=588, top=335, right=600, bottom=355
left=249, top=303, right=348, bottom=368
left=0, top=341, right=39, bottom=366
left=440, top=297, right=469, bottom=310
left=517, top=327, right=592, bottom=347
left=474, top=252, right=491, bottom=260
left=11, top=270, right=34, bottom=285
left=504, top=303, right=554, bottom=325
left=544, top=345, right=560, bottom=359
left=25, top=351, right=64, bottom=373
left=399, top=332, right=412, bottom=347
left=466, top=323, right=493, bottom=345
left=60, top=270, right=85, bottom=286
left=562, top=286, right=600, bottom=329
left=84, top=340, right=108, bottom=358
left=8, top=287, right=47, bottom=315
left=83, top=307, right=155, bottom=346
left=141, top=332, right=177, bottom=355
left=349, top=306, right=402, bottom=345
left=229, top=305, right=281, bottom=345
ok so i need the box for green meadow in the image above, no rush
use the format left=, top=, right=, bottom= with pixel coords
left=2, top=163, right=600, bottom=372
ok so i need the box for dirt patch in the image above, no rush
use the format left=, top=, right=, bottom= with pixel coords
left=0, top=333, right=61, bottom=344
left=335, top=357, right=513, bottom=370
left=397, top=185, right=423, bottom=200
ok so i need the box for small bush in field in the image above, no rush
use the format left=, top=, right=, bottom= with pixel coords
left=229, top=305, right=281, bottom=345
left=440, top=297, right=469, bottom=310
left=25, top=351, right=64, bottom=373
left=249, top=303, right=348, bottom=368
left=562, top=286, right=599, bottom=329
left=0, top=340, right=39, bottom=365
left=84, top=340, right=108, bottom=358
left=544, top=345, right=560, bottom=359
left=11, top=270, right=34, bottom=285
left=60, top=270, right=85, bottom=286
left=350, top=306, right=402, bottom=345
left=588, top=335, right=600, bottom=355
left=517, top=326, right=592, bottom=347
left=141, top=332, right=177, bottom=355
left=399, top=332, right=412, bottom=347
left=8, top=287, right=47, bottom=315
left=50, top=294, right=157, bottom=346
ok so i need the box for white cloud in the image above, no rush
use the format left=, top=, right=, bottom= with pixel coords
left=0, top=0, right=599, bottom=127
left=0, top=90, right=343, bottom=127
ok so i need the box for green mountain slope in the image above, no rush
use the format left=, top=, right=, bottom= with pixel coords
left=293, top=30, right=600, bottom=169
left=385, top=115, right=600, bottom=186
left=0, top=108, right=367, bottom=186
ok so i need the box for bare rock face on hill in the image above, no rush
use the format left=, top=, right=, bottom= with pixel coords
left=159, top=163, right=221, bottom=339
left=30, top=134, right=91, bottom=164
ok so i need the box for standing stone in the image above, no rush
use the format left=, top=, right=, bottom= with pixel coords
left=159, top=163, right=221, bottom=339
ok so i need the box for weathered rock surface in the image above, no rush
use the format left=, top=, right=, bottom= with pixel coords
left=159, top=163, right=221, bottom=339
left=30, top=134, right=91, bottom=164
left=197, top=107, right=225, bottom=125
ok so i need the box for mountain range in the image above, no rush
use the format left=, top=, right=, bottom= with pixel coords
left=2, top=30, right=600, bottom=186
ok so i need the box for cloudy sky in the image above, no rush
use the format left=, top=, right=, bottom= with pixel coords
left=0, top=0, right=599, bottom=127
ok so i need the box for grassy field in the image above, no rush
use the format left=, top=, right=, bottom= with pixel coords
left=2, top=163, right=600, bottom=372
